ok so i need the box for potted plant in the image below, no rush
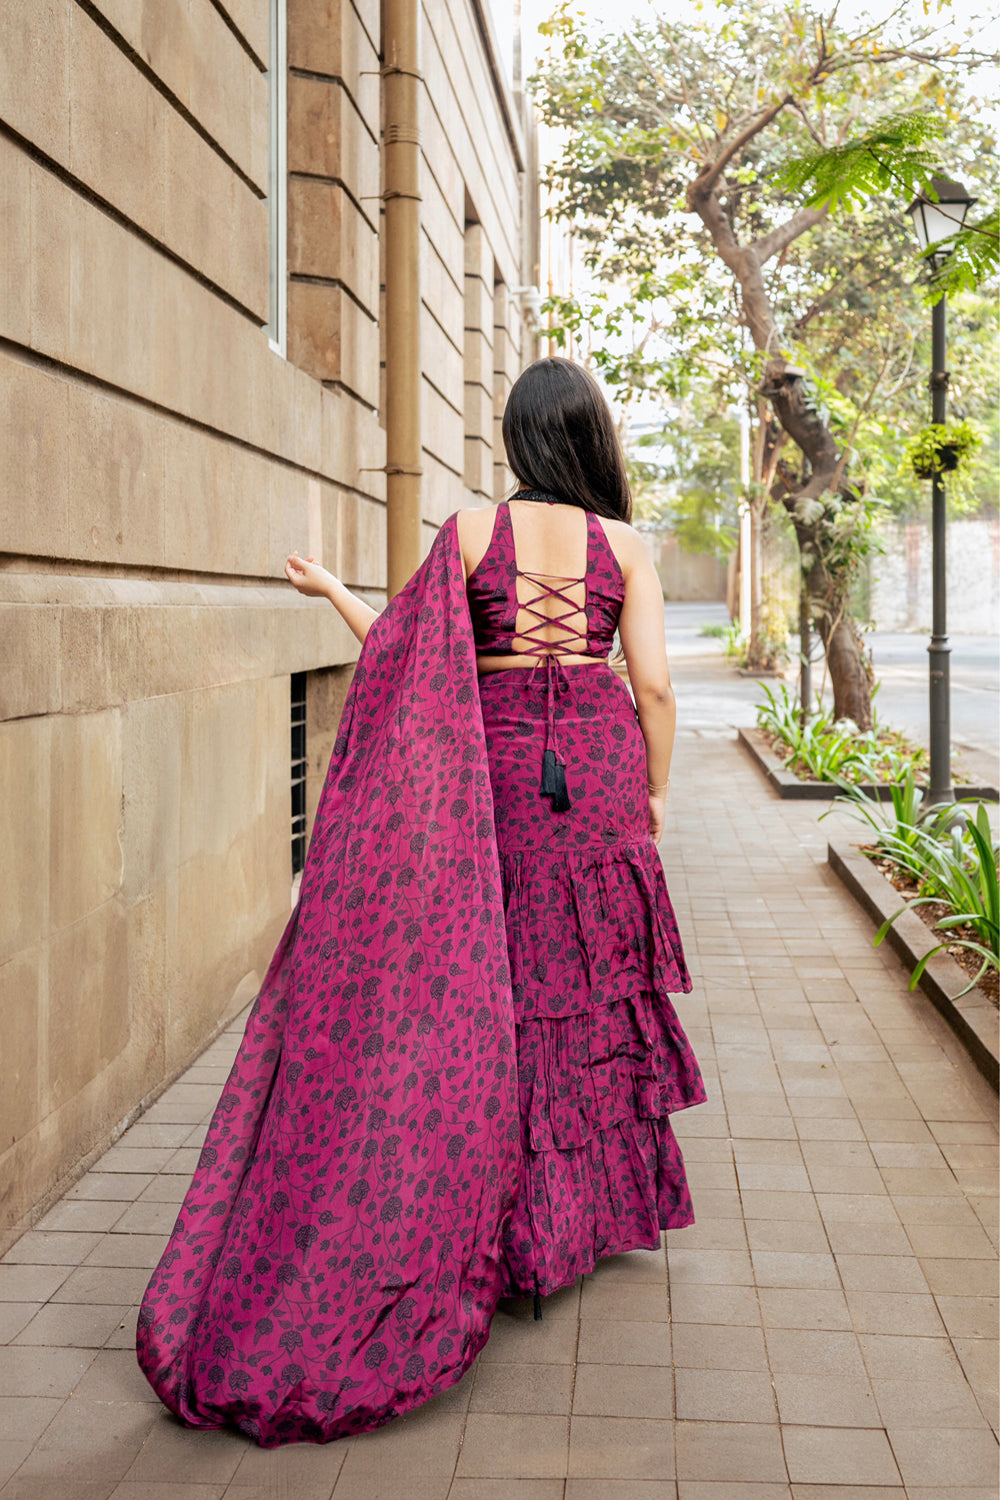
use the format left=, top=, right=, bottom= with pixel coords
left=905, top=420, right=983, bottom=481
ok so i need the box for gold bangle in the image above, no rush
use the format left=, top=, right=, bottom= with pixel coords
left=647, top=779, right=671, bottom=795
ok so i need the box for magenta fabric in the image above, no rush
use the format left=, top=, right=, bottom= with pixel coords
left=478, top=662, right=704, bottom=1296
left=466, top=495, right=624, bottom=660
left=136, top=514, right=520, bottom=1447
left=137, top=504, right=705, bottom=1447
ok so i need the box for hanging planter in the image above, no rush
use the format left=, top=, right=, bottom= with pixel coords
left=905, top=420, right=983, bottom=481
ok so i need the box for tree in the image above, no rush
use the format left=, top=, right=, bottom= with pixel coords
left=532, top=0, right=996, bottom=727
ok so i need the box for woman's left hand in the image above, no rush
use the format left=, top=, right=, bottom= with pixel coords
left=285, top=552, right=336, bottom=599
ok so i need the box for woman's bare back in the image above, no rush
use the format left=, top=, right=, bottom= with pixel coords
left=458, top=498, right=639, bottom=674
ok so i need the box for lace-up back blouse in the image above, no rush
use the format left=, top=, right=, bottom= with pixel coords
left=466, top=493, right=625, bottom=662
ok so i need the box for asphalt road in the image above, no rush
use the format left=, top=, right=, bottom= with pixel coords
left=664, top=602, right=1000, bottom=788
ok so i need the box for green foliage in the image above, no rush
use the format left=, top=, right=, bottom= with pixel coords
left=776, top=111, right=999, bottom=305
left=904, top=419, right=985, bottom=480
left=821, top=764, right=961, bottom=849
left=531, top=2, right=999, bottom=530
left=755, top=684, right=873, bottom=781
left=927, top=206, right=1000, bottom=302
left=721, top=623, right=749, bottom=665
left=775, top=114, right=947, bottom=213
left=872, top=805, right=1000, bottom=995
left=755, top=682, right=931, bottom=784
left=627, top=397, right=741, bottom=557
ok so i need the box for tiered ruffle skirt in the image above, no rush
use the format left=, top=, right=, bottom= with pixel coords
left=478, top=661, right=706, bottom=1298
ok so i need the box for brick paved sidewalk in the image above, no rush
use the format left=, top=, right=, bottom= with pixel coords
left=1, top=658, right=997, bottom=1499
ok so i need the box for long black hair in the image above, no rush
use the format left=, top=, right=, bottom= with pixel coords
left=501, top=357, right=633, bottom=523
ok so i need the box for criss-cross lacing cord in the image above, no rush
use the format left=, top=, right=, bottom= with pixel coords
left=512, top=570, right=589, bottom=813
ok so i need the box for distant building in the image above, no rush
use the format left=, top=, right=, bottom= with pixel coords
left=0, top=0, right=537, bottom=1246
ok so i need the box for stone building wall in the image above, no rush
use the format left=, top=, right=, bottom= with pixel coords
left=0, top=0, right=530, bottom=1247
left=420, top=1, right=525, bottom=532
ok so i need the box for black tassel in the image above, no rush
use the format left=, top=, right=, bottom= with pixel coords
left=550, top=757, right=571, bottom=813
left=533, top=1292, right=543, bottom=1321
left=540, top=750, right=572, bottom=812
left=540, top=748, right=558, bottom=794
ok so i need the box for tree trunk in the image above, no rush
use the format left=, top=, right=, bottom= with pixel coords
left=762, top=374, right=874, bottom=729
left=687, top=185, right=873, bottom=730
left=811, top=587, right=874, bottom=728
left=745, top=495, right=767, bottom=669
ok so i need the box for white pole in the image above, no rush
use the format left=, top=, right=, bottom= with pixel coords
left=739, top=405, right=752, bottom=634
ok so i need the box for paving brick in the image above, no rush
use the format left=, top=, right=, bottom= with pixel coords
left=13, top=1303, right=129, bottom=1348
left=758, top=1288, right=852, bottom=1331
left=871, top=1376, right=989, bottom=1429
left=783, top=1425, right=901, bottom=1485
left=675, top=1368, right=777, bottom=1422
left=675, top=1421, right=787, bottom=1482
left=580, top=1281, right=669, bottom=1321
left=0, top=1265, right=72, bottom=1302
left=457, top=1414, right=568, bottom=1478
left=568, top=1416, right=674, bottom=1479
left=12, top=1399, right=159, bottom=1482
left=470, top=1361, right=574, bottom=1414
left=452, top=1483, right=564, bottom=1500
left=886, top=1427, right=1000, bottom=1487
left=678, top=1485, right=789, bottom=1500
left=0, top=1345, right=96, bottom=1398
left=2, top=666, right=996, bottom=1492
left=0, top=1303, right=37, bottom=1343
left=773, top=1372, right=880, bottom=1427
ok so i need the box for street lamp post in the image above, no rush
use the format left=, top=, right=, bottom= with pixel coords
left=905, top=175, right=977, bottom=805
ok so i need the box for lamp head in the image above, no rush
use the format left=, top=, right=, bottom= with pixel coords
left=906, top=175, right=978, bottom=270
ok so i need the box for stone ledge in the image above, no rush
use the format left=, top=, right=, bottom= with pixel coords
left=828, top=838, right=999, bottom=1089
left=739, top=725, right=999, bottom=803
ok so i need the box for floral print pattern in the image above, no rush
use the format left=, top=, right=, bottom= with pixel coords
left=136, top=505, right=704, bottom=1447
left=138, top=517, right=519, bottom=1446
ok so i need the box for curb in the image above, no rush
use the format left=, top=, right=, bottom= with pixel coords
left=828, top=839, right=999, bottom=1089
left=739, top=726, right=999, bottom=804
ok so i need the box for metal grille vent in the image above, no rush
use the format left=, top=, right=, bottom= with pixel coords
left=291, top=672, right=307, bottom=875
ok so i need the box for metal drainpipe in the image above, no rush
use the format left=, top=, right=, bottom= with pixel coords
left=382, top=0, right=422, bottom=599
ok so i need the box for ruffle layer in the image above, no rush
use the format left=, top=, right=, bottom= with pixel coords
left=500, top=836, right=693, bottom=1017
left=502, top=1115, right=695, bottom=1297
left=516, top=989, right=704, bottom=1151
left=497, top=836, right=705, bottom=1298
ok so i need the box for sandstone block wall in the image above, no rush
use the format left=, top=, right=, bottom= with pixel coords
left=420, top=0, right=524, bottom=531
left=0, top=0, right=529, bottom=1247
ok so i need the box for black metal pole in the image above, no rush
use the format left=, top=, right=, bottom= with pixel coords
left=799, top=578, right=812, bottom=729
left=928, top=294, right=953, bottom=803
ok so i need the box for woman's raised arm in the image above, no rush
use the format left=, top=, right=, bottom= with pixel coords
left=284, top=552, right=379, bottom=645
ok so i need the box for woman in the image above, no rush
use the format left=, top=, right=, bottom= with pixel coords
left=137, top=357, right=704, bottom=1447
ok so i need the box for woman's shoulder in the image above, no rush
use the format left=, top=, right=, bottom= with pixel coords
left=454, top=505, right=499, bottom=544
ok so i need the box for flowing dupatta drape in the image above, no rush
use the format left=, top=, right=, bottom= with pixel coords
left=137, top=514, right=520, bottom=1447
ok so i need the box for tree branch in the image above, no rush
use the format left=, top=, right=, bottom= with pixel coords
left=751, top=205, right=830, bottom=265
left=791, top=99, right=827, bottom=150
left=690, top=95, right=793, bottom=198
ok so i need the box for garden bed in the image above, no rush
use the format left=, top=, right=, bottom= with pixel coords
left=740, top=725, right=998, bottom=803
left=828, top=839, right=999, bottom=1088
left=866, top=850, right=999, bottom=1008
